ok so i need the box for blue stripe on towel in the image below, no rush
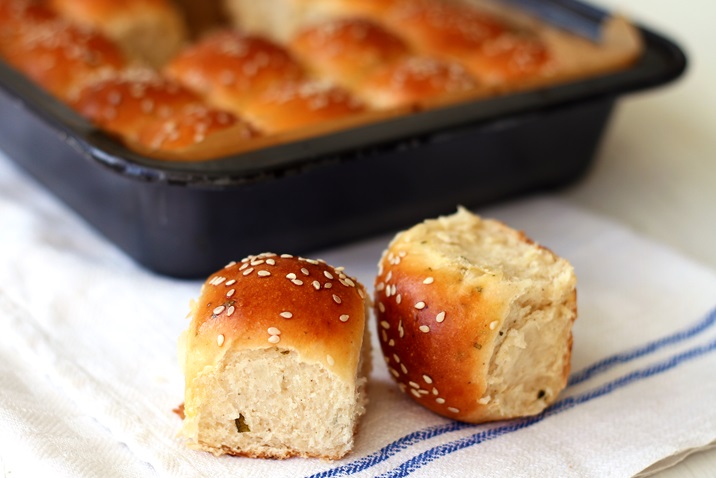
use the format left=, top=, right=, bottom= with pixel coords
left=379, top=337, right=716, bottom=478
left=308, top=306, right=716, bottom=478
left=568, top=306, right=716, bottom=386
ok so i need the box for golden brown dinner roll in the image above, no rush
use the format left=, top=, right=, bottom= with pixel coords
left=70, top=68, right=202, bottom=141
left=1, top=16, right=126, bottom=101
left=164, top=30, right=306, bottom=115
left=179, top=253, right=371, bottom=459
left=135, top=104, right=259, bottom=154
left=374, top=208, right=576, bottom=423
left=384, top=1, right=551, bottom=85
left=47, top=0, right=187, bottom=67
left=290, top=18, right=409, bottom=89
left=242, top=79, right=365, bottom=134
left=359, top=56, right=479, bottom=109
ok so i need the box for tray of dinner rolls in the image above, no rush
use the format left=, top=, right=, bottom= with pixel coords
left=0, top=0, right=685, bottom=277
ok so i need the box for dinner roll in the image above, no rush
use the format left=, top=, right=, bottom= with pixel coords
left=1, top=17, right=126, bottom=101
left=164, top=30, right=306, bottom=115
left=359, top=56, right=479, bottom=109
left=290, top=18, right=409, bottom=89
left=384, top=1, right=551, bottom=85
left=242, top=79, right=365, bottom=134
left=47, top=0, right=187, bottom=67
left=70, top=68, right=202, bottom=141
left=135, top=104, right=258, bottom=154
left=179, top=253, right=371, bottom=459
left=374, top=208, right=576, bottom=422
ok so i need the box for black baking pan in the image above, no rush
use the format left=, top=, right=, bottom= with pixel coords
left=0, top=6, right=686, bottom=278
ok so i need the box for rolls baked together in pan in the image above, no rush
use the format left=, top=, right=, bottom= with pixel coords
left=0, top=0, right=642, bottom=160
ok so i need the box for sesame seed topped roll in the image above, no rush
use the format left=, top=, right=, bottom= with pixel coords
left=135, top=105, right=259, bottom=155
left=290, top=18, right=410, bottom=89
left=70, top=68, right=202, bottom=141
left=359, top=56, right=479, bottom=109
left=1, top=17, right=126, bottom=101
left=242, top=79, right=365, bottom=134
left=47, top=0, right=187, bottom=68
left=164, top=30, right=306, bottom=115
left=179, top=253, right=371, bottom=459
left=374, top=208, right=576, bottom=423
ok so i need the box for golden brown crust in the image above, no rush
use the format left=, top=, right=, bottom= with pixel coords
left=135, top=104, right=258, bottom=153
left=290, top=18, right=409, bottom=88
left=360, top=56, right=480, bottom=109
left=70, top=69, right=202, bottom=140
left=185, top=253, right=369, bottom=385
left=242, top=80, right=365, bottom=134
left=164, top=31, right=306, bottom=114
left=2, top=17, right=126, bottom=101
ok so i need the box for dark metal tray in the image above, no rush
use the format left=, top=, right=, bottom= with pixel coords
left=0, top=14, right=686, bottom=278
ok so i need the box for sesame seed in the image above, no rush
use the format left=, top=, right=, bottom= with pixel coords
left=286, top=273, right=297, bottom=280
left=384, top=355, right=391, bottom=363
left=390, top=285, right=398, bottom=296
left=257, top=270, right=271, bottom=277
left=226, top=289, right=235, bottom=298
left=386, top=271, right=393, bottom=281
left=393, top=354, right=400, bottom=363
left=400, top=363, right=408, bottom=374
left=378, top=302, right=386, bottom=313
left=418, top=389, right=429, bottom=395
left=326, top=354, right=335, bottom=366
left=324, top=271, right=334, bottom=279
left=380, top=320, right=390, bottom=329
left=423, top=375, right=433, bottom=384
left=243, top=268, right=254, bottom=276
left=227, top=306, right=235, bottom=316
left=419, top=325, right=430, bottom=333
left=301, top=268, right=310, bottom=276
left=241, top=257, right=250, bottom=263
left=281, top=254, right=292, bottom=258
left=280, top=311, right=293, bottom=319
left=423, top=277, right=434, bottom=284
left=410, top=389, right=421, bottom=398
left=389, top=368, right=400, bottom=378
left=436, top=397, right=446, bottom=404
left=398, top=320, right=405, bottom=338
left=358, top=289, right=365, bottom=298
left=211, top=276, right=226, bottom=285
left=268, top=335, right=280, bottom=344
left=432, top=387, right=438, bottom=395
left=339, top=314, right=349, bottom=322
left=213, top=305, right=225, bottom=315
left=415, top=301, right=426, bottom=310
left=335, top=266, right=345, bottom=272
left=312, top=280, right=321, bottom=290
left=332, top=294, right=342, bottom=304
left=436, top=311, right=446, bottom=323
left=388, top=339, right=395, bottom=347
left=225, top=279, right=236, bottom=286
left=396, top=294, right=402, bottom=304
left=381, top=330, right=388, bottom=342
left=266, top=259, right=276, bottom=265
left=409, top=381, right=420, bottom=389
left=376, top=282, right=385, bottom=291
left=324, top=282, right=333, bottom=289
left=489, top=320, right=499, bottom=330
left=251, top=259, right=265, bottom=266
left=217, top=334, right=225, bottom=346
left=225, top=261, right=237, bottom=268
left=267, top=327, right=281, bottom=335
left=305, top=259, right=319, bottom=265
left=239, top=263, right=249, bottom=271
left=447, top=407, right=460, bottom=414
left=292, top=279, right=304, bottom=286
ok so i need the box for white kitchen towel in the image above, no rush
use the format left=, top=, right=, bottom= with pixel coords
left=1, top=154, right=715, bottom=478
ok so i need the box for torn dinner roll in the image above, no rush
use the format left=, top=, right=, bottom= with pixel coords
left=374, top=208, right=577, bottom=423
left=179, top=253, right=371, bottom=459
